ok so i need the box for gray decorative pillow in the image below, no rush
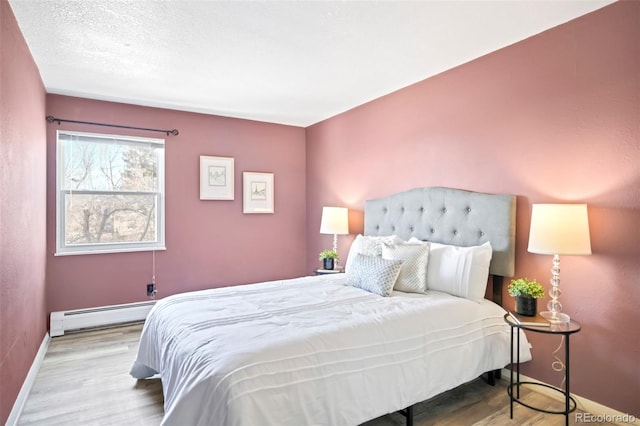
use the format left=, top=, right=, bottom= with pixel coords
left=346, top=253, right=403, bottom=297
left=382, top=242, right=430, bottom=293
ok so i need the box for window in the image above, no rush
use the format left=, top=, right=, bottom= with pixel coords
left=56, top=130, right=165, bottom=255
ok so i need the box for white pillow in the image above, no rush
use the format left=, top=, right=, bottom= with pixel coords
left=344, top=234, right=403, bottom=273
left=346, top=254, right=403, bottom=297
left=382, top=243, right=430, bottom=293
left=426, top=241, right=493, bottom=301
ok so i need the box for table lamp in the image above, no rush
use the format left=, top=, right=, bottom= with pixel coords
left=320, top=206, right=349, bottom=267
left=527, top=204, right=591, bottom=323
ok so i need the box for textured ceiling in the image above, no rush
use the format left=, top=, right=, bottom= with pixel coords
left=9, top=0, right=614, bottom=127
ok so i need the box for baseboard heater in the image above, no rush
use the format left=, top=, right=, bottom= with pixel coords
left=50, top=301, right=156, bottom=337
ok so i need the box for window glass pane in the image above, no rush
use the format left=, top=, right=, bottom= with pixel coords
left=57, top=130, right=165, bottom=254
left=64, top=193, right=157, bottom=245
left=61, top=136, right=159, bottom=192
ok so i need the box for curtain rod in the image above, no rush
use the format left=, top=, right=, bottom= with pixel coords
left=46, top=115, right=179, bottom=136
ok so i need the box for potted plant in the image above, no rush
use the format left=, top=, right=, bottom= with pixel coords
left=318, top=250, right=339, bottom=270
left=508, top=278, right=545, bottom=316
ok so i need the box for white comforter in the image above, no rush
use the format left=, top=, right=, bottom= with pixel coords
left=130, top=274, right=531, bottom=426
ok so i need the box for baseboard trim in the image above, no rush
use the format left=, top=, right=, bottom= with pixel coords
left=500, top=368, right=639, bottom=426
left=6, top=333, right=51, bottom=426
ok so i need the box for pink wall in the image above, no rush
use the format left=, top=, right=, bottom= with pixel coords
left=45, top=96, right=307, bottom=312
left=3, top=0, right=638, bottom=420
left=0, top=0, right=48, bottom=422
left=306, top=1, right=639, bottom=416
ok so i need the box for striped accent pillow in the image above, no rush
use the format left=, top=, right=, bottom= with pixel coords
left=427, top=241, right=493, bottom=301
left=346, top=254, right=403, bottom=297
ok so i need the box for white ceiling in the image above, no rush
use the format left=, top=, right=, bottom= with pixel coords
left=9, top=0, right=615, bottom=127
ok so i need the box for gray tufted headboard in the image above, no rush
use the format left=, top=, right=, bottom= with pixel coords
left=364, top=187, right=516, bottom=304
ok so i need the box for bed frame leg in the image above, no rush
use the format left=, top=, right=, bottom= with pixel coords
left=487, top=370, right=496, bottom=386
left=483, top=369, right=501, bottom=386
left=398, top=405, right=414, bottom=426
left=406, top=405, right=414, bottom=426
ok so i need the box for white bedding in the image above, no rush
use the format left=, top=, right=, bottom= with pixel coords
left=131, top=274, right=531, bottom=426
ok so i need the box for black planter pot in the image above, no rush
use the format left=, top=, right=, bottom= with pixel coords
left=323, top=258, right=335, bottom=270
left=515, top=296, right=537, bottom=316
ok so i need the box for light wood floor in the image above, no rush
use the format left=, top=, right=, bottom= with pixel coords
left=18, top=323, right=613, bottom=426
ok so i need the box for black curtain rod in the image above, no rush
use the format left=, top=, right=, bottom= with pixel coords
left=46, top=115, right=179, bottom=136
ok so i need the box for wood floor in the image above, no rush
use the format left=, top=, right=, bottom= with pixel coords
left=18, top=323, right=614, bottom=426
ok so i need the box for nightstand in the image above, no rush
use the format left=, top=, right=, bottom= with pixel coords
left=314, top=268, right=344, bottom=275
left=504, top=313, right=581, bottom=426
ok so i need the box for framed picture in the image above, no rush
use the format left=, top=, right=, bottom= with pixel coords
left=243, top=172, right=274, bottom=214
left=200, top=156, right=234, bottom=200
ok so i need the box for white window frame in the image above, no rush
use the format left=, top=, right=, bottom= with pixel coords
left=55, top=130, right=166, bottom=256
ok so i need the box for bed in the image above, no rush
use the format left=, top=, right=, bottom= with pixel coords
left=130, top=186, right=532, bottom=426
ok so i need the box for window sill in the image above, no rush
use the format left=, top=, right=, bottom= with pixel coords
left=54, top=246, right=167, bottom=256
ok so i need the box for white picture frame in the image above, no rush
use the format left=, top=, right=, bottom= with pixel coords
left=243, top=172, right=274, bottom=214
left=200, top=156, right=234, bottom=200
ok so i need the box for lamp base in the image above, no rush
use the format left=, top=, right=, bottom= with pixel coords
left=540, top=311, right=570, bottom=324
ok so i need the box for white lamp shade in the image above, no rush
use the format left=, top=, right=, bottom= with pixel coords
left=320, top=207, right=349, bottom=235
left=528, top=204, right=592, bottom=255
